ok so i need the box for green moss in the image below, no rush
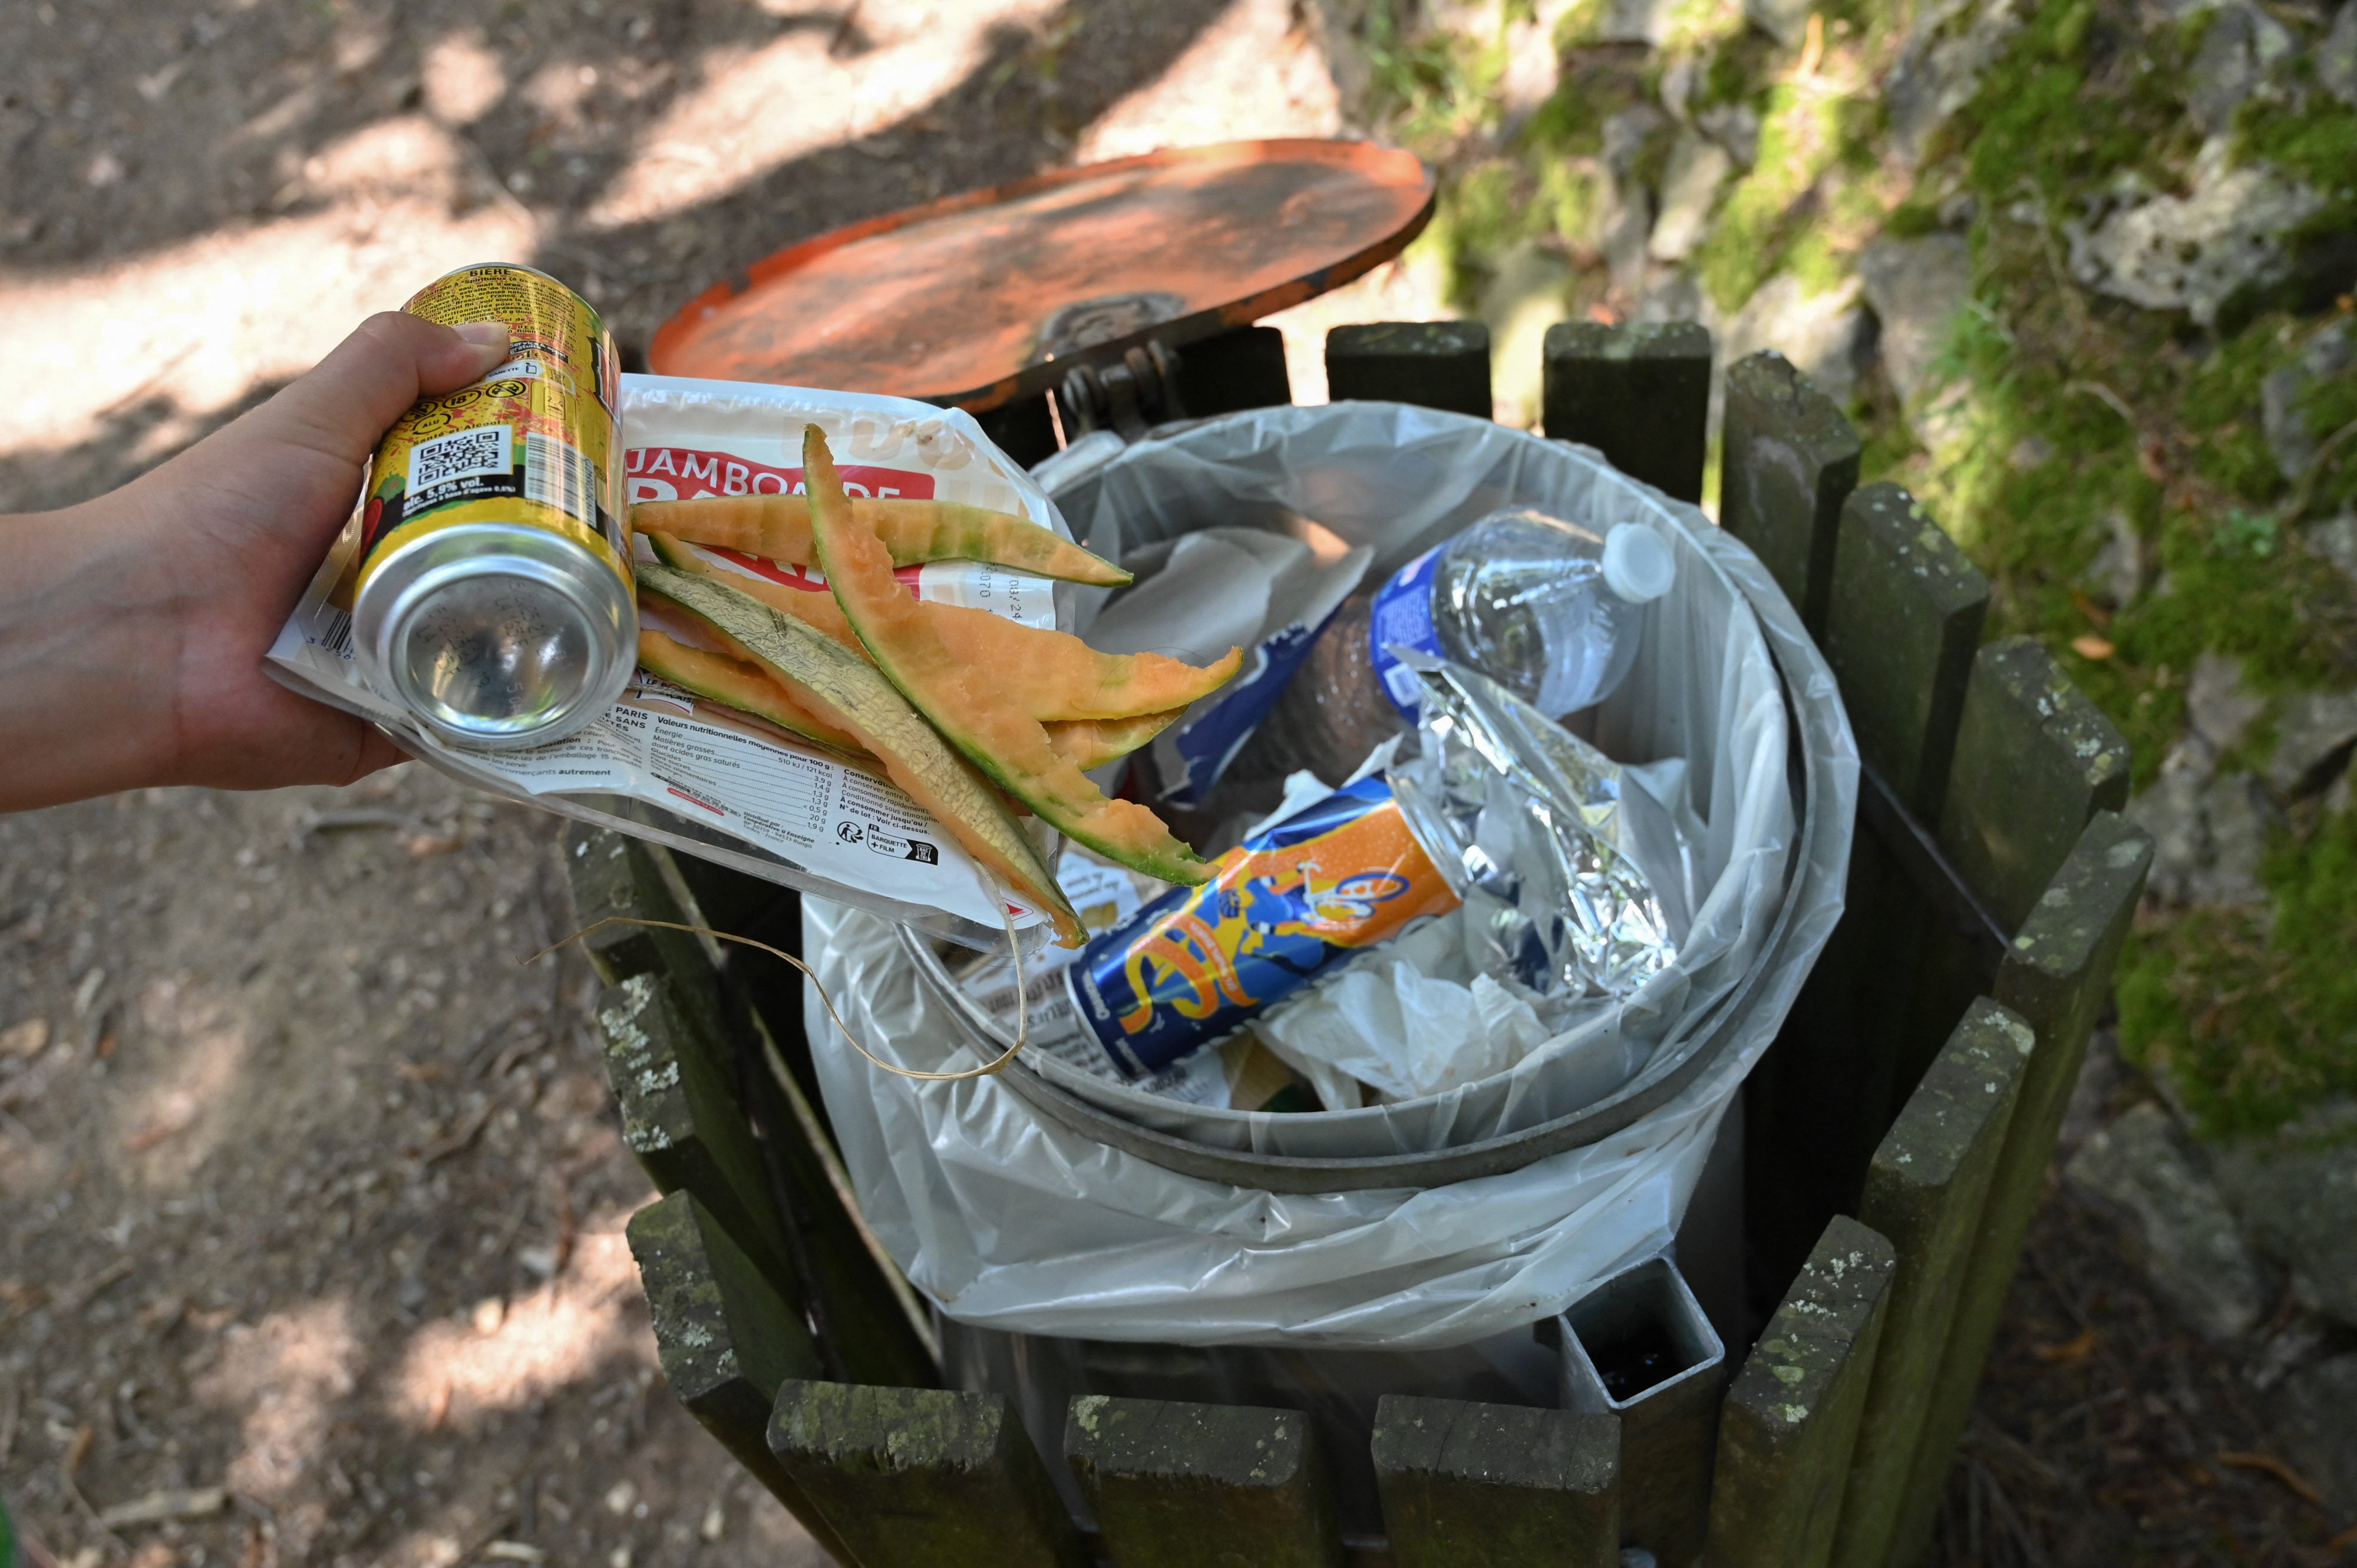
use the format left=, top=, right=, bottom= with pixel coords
left=1691, top=85, right=1853, bottom=311
left=2119, top=807, right=2357, bottom=1137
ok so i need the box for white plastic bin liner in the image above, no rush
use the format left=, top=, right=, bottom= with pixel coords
left=802, top=404, right=1856, bottom=1349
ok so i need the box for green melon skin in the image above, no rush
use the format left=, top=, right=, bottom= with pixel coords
left=636, top=562, right=1082, bottom=946
left=798, top=427, right=1215, bottom=887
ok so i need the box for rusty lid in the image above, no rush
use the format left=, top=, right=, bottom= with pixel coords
left=648, top=139, right=1434, bottom=413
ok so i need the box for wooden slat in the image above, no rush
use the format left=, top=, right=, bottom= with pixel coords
left=1718, top=350, right=1861, bottom=634
left=1325, top=321, right=1493, bottom=417
left=597, top=970, right=799, bottom=1304
left=653, top=853, right=940, bottom=1390
left=971, top=392, right=1059, bottom=468
left=1827, top=998, right=2035, bottom=1568
left=1887, top=811, right=2154, bottom=1563
left=771, top=1382, right=1089, bottom=1568
left=1704, top=1216, right=1897, bottom=1568
left=1820, top=482, right=1989, bottom=824
left=1936, top=638, right=2134, bottom=932
left=1174, top=324, right=1293, bottom=417
left=1065, top=1395, right=1342, bottom=1568
left=1371, top=1395, right=1619, bottom=1568
left=1541, top=321, right=1713, bottom=503
left=563, top=823, right=692, bottom=987
left=625, top=1190, right=854, bottom=1564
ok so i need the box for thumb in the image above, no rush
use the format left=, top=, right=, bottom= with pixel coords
left=255, top=312, right=511, bottom=468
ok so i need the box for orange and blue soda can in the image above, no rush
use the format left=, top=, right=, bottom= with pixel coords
left=1067, top=773, right=1461, bottom=1078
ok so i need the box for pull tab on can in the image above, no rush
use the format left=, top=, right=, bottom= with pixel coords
left=352, top=263, right=635, bottom=751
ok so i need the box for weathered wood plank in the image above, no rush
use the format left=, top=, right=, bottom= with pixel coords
left=1325, top=321, right=1493, bottom=417
left=563, top=823, right=690, bottom=988
left=1371, top=1395, right=1619, bottom=1568
left=1936, top=638, right=2134, bottom=932
left=1065, top=1395, right=1342, bottom=1568
left=1542, top=321, right=1713, bottom=503
left=1820, top=483, right=1990, bottom=824
left=1174, top=324, right=1293, bottom=417
left=772, top=1381, right=1089, bottom=1568
left=1827, top=998, right=2035, bottom=1568
left=653, top=853, right=939, bottom=1391
left=1718, top=349, right=1861, bottom=634
left=597, top=970, right=799, bottom=1309
left=971, top=392, right=1059, bottom=468
left=1704, top=1215, right=1897, bottom=1568
left=1887, top=810, right=2154, bottom=1564
left=625, top=1191, right=853, bottom=1564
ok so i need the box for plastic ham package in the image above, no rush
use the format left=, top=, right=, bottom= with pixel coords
left=265, top=374, right=1075, bottom=950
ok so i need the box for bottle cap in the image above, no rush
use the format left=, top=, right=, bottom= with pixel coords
left=1603, top=524, right=1676, bottom=603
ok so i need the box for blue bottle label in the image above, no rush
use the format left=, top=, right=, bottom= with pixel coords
left=1366, top=546, right=1446, bottom=719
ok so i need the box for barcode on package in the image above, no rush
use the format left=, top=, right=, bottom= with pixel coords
left=524, top=431, right=598, bottom=525
left=315, top=607, right=355, bottom=660
left=408, top=425, right=511, bottom=496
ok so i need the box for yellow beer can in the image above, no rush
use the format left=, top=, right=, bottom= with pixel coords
left=353, top=264, right=634, bottom=750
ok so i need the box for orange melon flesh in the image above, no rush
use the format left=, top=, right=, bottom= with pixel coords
left=637, top=563, right=1084, bottom=946
left=1044, top=709, right=1184, bottom=771
left=636, top=627, right=869, bottom=757
left=801, top=425, right=1216, bottom=887
left=646, top=530, right=1242, bottom=722
left=921, top=603, right=1243, bottom=722
left=646, top=531, right=864, bottom=650
left=632, top=494, right=1131, bottom=587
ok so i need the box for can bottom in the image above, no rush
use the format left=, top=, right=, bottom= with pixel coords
left=357, top=524, right=633, bottom=751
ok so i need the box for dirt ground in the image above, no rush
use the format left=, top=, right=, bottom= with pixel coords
left=0, top=1, right=2343, bottom=1564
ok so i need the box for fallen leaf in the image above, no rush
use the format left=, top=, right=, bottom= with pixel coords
left=124, top=1092, right=200, bottom=1153
left=2033, top=1327, right=2099, bottom=1364
left=1, top=1019, right=49, bottom=1058
left=98, top=1486, right=229, bottom=1529
left=400, top=830, right=464, bottom=858
left=2214, top=1450, right=2323, bottom=1506
left=2071, top=635, right=2115, bottom=661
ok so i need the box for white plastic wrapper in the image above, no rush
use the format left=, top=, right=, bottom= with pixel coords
left=266, top=374, right=1072, bottom=950
left=803, top=402, right=1857, bottom=1349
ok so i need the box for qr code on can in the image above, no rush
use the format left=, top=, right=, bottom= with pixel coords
left=408, top=425, right=512, bottom=494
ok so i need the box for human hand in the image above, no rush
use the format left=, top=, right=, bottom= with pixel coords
left=0, top=312, right=512, bottom=812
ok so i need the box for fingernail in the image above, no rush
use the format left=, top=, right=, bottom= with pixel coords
left=453, top=320, right=510, bottom=349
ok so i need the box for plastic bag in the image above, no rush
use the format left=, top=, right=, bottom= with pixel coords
left=803, top=402, right=1856, bottom=1349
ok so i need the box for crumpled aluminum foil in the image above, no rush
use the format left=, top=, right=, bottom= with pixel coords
left=1390, top=654, right=1685, bottom=1001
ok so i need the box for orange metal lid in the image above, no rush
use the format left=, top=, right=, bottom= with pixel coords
left=648, top=139, right=1434, bottom=413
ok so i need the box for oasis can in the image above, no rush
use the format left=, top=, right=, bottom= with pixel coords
left=352, top=263, right=633, bottom=750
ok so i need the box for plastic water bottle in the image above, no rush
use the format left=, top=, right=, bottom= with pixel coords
left=1233, top=507, right=1676, bottom=793
left=1369, top=506, right=1677, bottom=723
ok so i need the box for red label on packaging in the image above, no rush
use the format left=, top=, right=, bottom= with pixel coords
left=624, top=446, right=936, bottom=504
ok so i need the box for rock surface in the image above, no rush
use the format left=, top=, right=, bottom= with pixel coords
left=2216, top=1137, right=2357, bottom=1329
left=1858, top=232, right=1975, bottom=407
left=2065, top=1102, right=2269, bottom=1340
left=2266, top=688, right=2357, bottom=795
left=2322, top=0, right=2357, bottom=107
left=1647, top=131, right=1734, bottom=262
left=2272, top=1353, right=2357, bottom=1519
left=1722, top=273, right=1866, bottom=404
left=2065, top=141, right=2322, bottom=327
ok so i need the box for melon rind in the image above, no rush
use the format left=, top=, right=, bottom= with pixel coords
left=633, top=494, right=1131, bottom=586
left=636, top=562, right=1083, bottom=946
left=799, top=426, right=1216, bottom=887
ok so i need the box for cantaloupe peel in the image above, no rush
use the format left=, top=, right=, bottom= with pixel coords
left=633, top=493, right=1131, bottom=587
left=643, top=529, right=1239, bottom=721
left=635, top=561, right=1085, bottom=946
left=800, top=425, right=1218, bottom=887
left=636, top=628, right=871, bottom=760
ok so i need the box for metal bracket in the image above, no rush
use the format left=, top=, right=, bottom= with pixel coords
left=1057, top=340, right=1186, bottom=441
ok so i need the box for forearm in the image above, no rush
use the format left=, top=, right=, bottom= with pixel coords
left=0, top=497, right=186, bottom=811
